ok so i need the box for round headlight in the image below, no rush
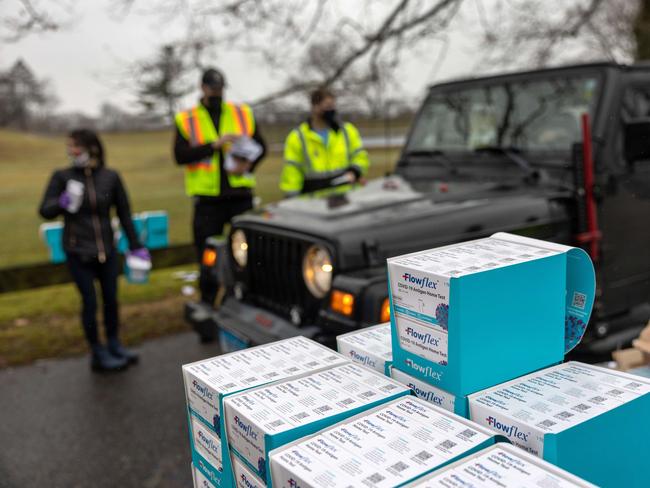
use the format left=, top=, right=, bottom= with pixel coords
left=231, top=229, right=248, bottom=268
left=302, top=244, right=333, bottom=298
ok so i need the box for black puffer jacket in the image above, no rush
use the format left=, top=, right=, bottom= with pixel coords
left=39, top=165, right=141, bottom=261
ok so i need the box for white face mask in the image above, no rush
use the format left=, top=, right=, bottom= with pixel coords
left=70, top=151, right=91, bottom=168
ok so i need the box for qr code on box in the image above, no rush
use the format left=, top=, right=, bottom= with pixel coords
left=571, top=292, right=587, bottom=310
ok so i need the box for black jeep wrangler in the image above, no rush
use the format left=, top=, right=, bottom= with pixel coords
left=187, top=62, right=650, bottom=361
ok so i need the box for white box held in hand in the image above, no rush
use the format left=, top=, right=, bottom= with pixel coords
left=182, top=336, right=347, bottom=487
left=403, top=443, right=596, bottom=487
left=269, top=396, right=500, bottom=488
left=336, top=322, right=392, bottom=373
left=469, top=361, right=650, bottom=488
left=387, top=232, right=595, bottom=396
left=223, top=362, right=410, bottom=484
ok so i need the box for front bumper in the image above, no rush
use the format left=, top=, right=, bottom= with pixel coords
left=185, top=298, right=323, bottom=352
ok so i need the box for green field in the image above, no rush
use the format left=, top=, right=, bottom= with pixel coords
left=0, top=127, right=400, bottom=267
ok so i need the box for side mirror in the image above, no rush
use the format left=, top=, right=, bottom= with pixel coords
left=624, top=118, right=650, bottom=163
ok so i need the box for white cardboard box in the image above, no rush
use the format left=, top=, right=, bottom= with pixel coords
left=469, top=361, right=650, bottom=487
left=389, top=365, right=465, bottom=416
left=403, top=443, right=596, bottom=487
left=232, top=454, right=266, bottom=488
left=183, top=336, right=348, bottom=486
left=223, top=363, right=410, bottom=483
left=192, top=462, right=217, bottom=488
left=336, top=322, right=392, bottom=373
left=269, top=396, right=499, bottom=488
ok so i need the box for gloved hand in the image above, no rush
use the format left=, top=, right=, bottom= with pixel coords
left=129, top=248, right=151, bottom=261
left=58, top=191, right=73, bottom=212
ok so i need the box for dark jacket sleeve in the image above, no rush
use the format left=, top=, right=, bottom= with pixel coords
left=113, top=172, right=142, bottom=250
left=173, top=127, right=215, bottom=165
left=250, top=124, right=267, bottom=172
left=39, top=170, right=65, bottom=219
left=301, top=169, right=350, bottom=194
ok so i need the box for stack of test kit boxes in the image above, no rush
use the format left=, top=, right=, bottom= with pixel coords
left=336, top=322, right=392, bottom=373
left=223, top=362, right=410, bottom=485
left=385, top=232, right=596, bottom=415
left=182, top=336, right=349, bottom=488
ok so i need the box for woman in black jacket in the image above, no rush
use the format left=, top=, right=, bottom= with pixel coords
left=39, top=129, right=150, bottom=372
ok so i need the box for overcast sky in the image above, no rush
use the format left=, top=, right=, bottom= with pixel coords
left=2, top=1, right=487, bottom=116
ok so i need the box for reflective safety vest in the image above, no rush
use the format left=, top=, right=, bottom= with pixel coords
left=280, top=121, right=369, bottom=195
left=175, top=102, right=256, bottom=197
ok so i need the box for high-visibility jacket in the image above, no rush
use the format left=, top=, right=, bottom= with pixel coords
left=175, top=102, right=256, bottom=197
left=280, top=121, right=369, bottom=195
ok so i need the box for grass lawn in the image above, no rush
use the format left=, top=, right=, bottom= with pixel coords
left=0, top=128, right=399, bottom=267
left=0, top=264, right=199, bottom=367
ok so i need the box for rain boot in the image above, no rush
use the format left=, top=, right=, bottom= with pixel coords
left=91, top=344, right=128, bottom=372
left=107, top=337, right=139, bottom=365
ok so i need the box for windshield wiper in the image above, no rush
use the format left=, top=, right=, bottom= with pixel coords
left=474, top=145, right=541, bottom=183
left=401, top=149, right=457, bottom=173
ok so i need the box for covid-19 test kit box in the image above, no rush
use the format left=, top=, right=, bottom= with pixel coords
left=403, top=443, right=596, bottom=487
left=389, top=365, right=469, bottom=417
left=336, top=322, right=392, bottom=373
left=387, top=232, right=595, bottom=396
left=268, top=396, right=501, bottom=487
left=468, top=361, right=650, bottom=487
left=223, top=362, right=410, bottom=484
left=182, top=337, right=348, bottom=487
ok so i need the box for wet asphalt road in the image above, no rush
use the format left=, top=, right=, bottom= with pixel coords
left=0, top=332, right=218, bottom=488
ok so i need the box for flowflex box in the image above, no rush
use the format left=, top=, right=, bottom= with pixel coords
left=269, top=396, right=501, bottom=488
left=336, top=322, right=392, bottom=373
left=232, top=455, right=267, bottom=488
left=223, top=362, right=410, bottom=483
left=403, top=443, right=596, bottom=487
left=468, top=361, right=650, bottom=487
left=182, top=336, right=348, bottom=487
left=389, top=366, right=468, bottom=418
left=387, top=232, right=595, bottom=396
left=193, top=462, right=217, bottom=488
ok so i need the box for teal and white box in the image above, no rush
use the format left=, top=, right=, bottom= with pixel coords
left=182, top=336, right=348, bottom=487
left=389, top=365, right=469, bottom=418
left=403, top=443, right=596, bottom=487
left=232, top=455, right=266, bottom=488
left=387, top=232, right=595, bottom=396
left=193, top=461, right=218, bottom=488
left=336, top=322, right=392, bottom=374
left=468, top=361, right=650, bottom=488
left=223, top=362, right=410, bottom=484
left=269, top=396, right=502, bottom=488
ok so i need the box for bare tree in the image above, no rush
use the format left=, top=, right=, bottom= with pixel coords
left=1, top=0, right=74, bottom=41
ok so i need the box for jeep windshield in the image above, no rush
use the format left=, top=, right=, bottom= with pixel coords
left=405, top=74, right=600, bottom=158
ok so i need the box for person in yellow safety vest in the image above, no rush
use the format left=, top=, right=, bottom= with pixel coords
left=173, top=68, right=266, bottom=305
left=280, top=87, right=369, bottom=197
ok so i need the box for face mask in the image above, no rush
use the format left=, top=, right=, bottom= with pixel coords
left=70, top=151, right=90, bottom=168
left=207, top=95, right=222, bottom=110
left=321, top=109, right=340, bottom=130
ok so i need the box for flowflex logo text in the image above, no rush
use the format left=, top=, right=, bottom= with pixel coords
left=197, top=430, right=220, bottom=456
left=405, top=327, right=440, bottom=346
left=405, top=358, right=442, bottom=381
left=288, top=479, right=301, bottom=488
left=240, top=473, right=257, bottom=488
left=486, top=416, right=529, bottom=442
left=348, top=350, right=377, bottom=368
left=233, top=416, right=258, bottom=440
left=192, top=380, right=214, bottom=401
left=408, top=383, right=444, bottom=405
left=402, top=273, right=437, bottom=289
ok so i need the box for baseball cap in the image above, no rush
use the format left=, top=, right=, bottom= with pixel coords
left=201, top=68, right=226, bottom=89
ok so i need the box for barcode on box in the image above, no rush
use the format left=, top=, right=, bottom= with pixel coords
left=571, top=292, right=587, bottom=310
left=572, top=403, right=591, bottom=412
left=267, top=419, right=285, bottom=428
left=364, top=473, right=385, bottom=485
left=305, top=361, right=320, bottom=368
left=537, top=419, right=556, bottom=429
left=263, top=372, right=279, bottom=379
left=324, top=355, right=340, bottom=362
left=290, top=412, right=309, bottom=421
left=285, top=367, right=300, bottom=373
left=379, top=384, right=399, bottom=392
left=242, top=377, right=257, bottom=384
left=457, top=429, right=477, bottom=440
left=222, top=383, right=237, bottom=389
left=359, top=391, right=377, bottom=399
left=625, top=382, right=643, bottom=390
left=519, top=254, right=533, bottom=258
left=412, top=450, right=433, bottom=462
left=339, top=398, right=355, bottom=406
left=607, top=389, right=625, bottom=396
left=314, top=405, right=332, bottom=414
left=590, top=396, right=607, bottom=404
left=437, top=440, right=457, bottom=450
left=500, top=257, right=515, bottom=262
left=554, top=411, right=574, bottom=420
left=484, top=262, right=497, bottom=267
left=390, top=461, right=409, bottom=473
